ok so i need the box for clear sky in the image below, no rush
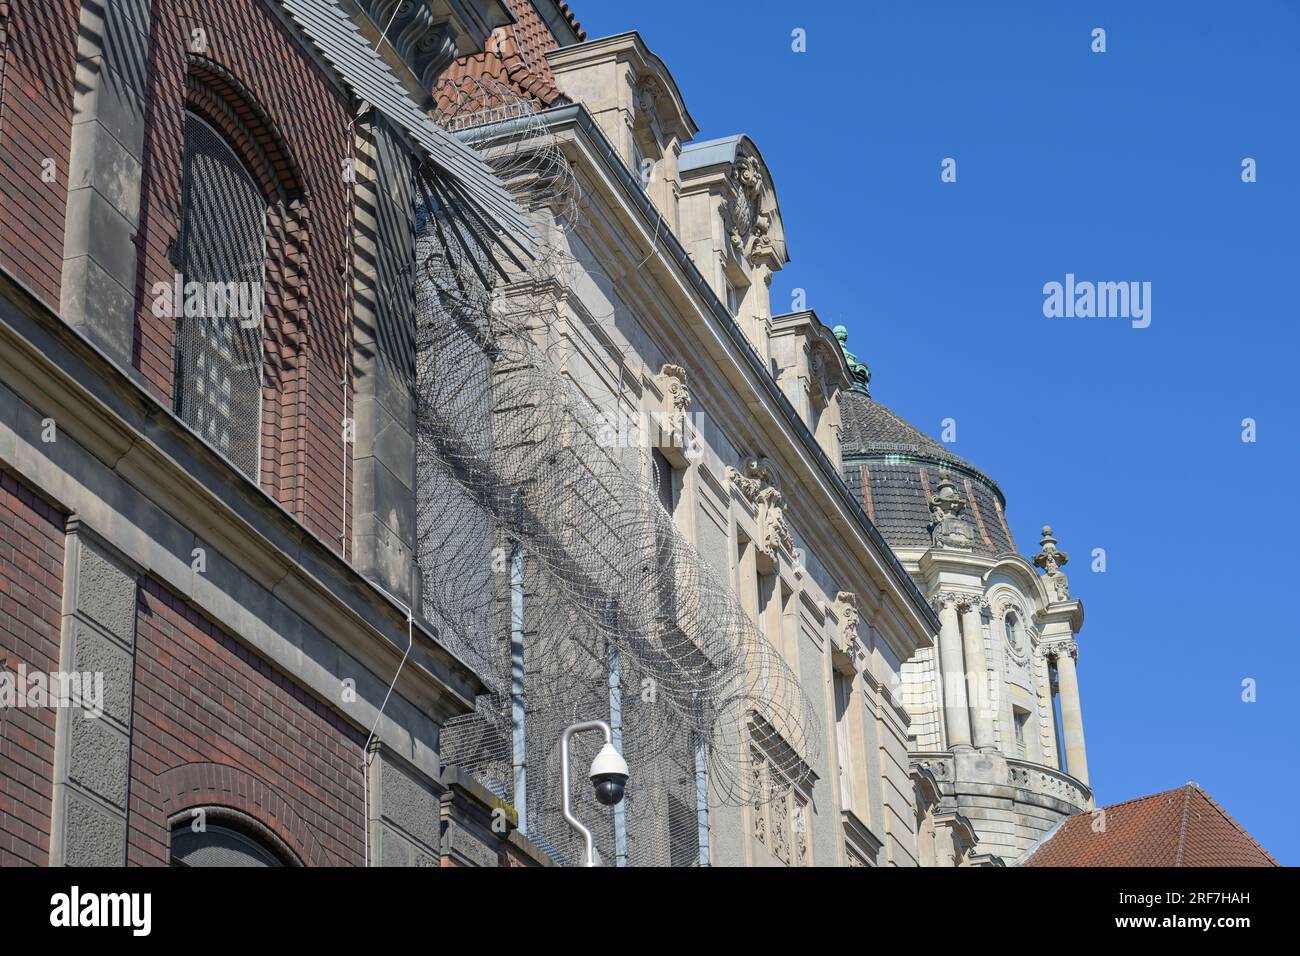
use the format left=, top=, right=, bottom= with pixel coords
left=576, top=0, right=1299, bottom=863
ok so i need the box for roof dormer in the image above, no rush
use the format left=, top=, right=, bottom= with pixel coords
left=678, top=135, right=789, bottom=363
left=547, top=32, right=697, bottom=227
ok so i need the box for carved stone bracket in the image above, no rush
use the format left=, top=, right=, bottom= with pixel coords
left=726, top=455, right=793, bottom=564
left=832, top=591, right=862, bottom=662
left=652, top=363, right=690, bottom=450
left=362, top=1, right=459, bottom=91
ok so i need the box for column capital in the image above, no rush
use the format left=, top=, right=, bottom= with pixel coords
left=1037, top=639, right=1079, bottom=663
left=929, top=590, right=985, bottom=614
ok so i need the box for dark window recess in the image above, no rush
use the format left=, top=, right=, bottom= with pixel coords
left=653, top=447, right=675, bottom=514
left=173, top=111, right=268, bottom=481
left=170, top=822, right=285, bottom=867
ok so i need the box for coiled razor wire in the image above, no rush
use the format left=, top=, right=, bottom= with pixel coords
left=413, top=78, right=820, bottom=865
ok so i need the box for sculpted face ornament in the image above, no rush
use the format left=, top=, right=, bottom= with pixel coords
left=928, top=474, right=974, bottom=550
left=832, top=591, right=862, bottom=660
left=1032, top=525, right=1071, bottom=601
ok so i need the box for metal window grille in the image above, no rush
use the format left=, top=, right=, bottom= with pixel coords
left=170, top=822, right=284, bottom=867
left=173, top=111, right=267, bottom=481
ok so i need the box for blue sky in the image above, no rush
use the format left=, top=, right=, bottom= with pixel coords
left=578, top=1, right=1299, bottom=862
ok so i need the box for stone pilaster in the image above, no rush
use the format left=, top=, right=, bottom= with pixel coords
left=60, top=0, right=151, bottom=365
left=366, top=744, right=442, bottom=867
left=351, top=114, right=419, bottom=605
left=1047, top=641, right=1088, bottom=785
left=931, top=593, right=971, bottom=750
left=960, top=598, right=996, bottom=752
left=49, top=520, right=139, bottom=866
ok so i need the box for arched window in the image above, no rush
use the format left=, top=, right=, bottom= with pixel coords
left=173, top=109, right=268, bottom=481
left=170, top=817, right=290, bottom=867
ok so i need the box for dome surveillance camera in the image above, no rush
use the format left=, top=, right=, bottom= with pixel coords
left=589, top=742, right=629, bottom=806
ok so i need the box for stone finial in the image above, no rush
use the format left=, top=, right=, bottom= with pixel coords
left=928, top=473, right=973, bottom=550
left=1033, top=525, right=1071, bottom=601
left=832, top=325, right=871, bottom=395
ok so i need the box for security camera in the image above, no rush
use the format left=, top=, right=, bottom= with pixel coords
left=589, top=742, right=629, bottom=806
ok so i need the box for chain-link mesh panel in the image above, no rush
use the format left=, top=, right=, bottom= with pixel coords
left=174, top=111, right=267, bottom=481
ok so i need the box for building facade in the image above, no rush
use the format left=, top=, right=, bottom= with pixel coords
left=0, top=0, right=550, bottom=867
left=1, top=0, right=1092, bottom=868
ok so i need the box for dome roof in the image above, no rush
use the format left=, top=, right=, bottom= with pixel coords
left=835, top=331, right=1016, bottom=558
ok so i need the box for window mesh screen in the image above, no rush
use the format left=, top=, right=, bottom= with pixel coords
left=171, top=823, right=285, bottom=867
left=174, top=111, right=268, bottom=480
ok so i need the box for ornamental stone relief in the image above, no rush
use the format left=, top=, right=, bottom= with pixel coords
left=725, top=152, right=773, bottom=262
left=927, top=474, right=974, bottom=550
left=726, top=455, right=793, bottom=561
left=653, top=363, right=690, bottom=446
left=832, top=591, right=862, bottom=660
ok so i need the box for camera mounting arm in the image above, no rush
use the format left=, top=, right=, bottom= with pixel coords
left=560, top=719, right=622, bottom=867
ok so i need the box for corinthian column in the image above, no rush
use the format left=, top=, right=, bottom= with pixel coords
left=1051, top=641, right=1088, bottom=785
left=932, top=594, right=972, bottom=750
left=960, top=599, right=996, bottom=751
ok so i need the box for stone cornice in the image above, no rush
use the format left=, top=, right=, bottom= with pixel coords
left=0, top=269, right=483, bottom=727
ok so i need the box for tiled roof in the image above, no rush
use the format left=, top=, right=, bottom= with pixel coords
left=555, top=1, right=586, bottom=41
left=839, top=390, right=1015, bottom=556
left=841, top=388, right=981, bottom=472
left=435, top=0, right=576, bottom=113
left=1021, top=784, right=1280, bottom=867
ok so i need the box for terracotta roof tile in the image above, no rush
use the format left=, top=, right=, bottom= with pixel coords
left=434, top=0, right=576, bottom=116
left=1022, top=784, right=1279, bottom=867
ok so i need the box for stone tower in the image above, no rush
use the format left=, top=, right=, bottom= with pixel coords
left=834, top=327, right=1092, bottom=863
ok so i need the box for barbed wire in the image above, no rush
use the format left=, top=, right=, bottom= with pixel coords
left=412, top=77, right=820, bottom=865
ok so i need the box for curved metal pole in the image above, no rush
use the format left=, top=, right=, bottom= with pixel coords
left=561, top=720, right=612, bottom=867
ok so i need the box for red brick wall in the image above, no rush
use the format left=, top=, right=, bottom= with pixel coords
left=0, top=0, right=354, bottom=554
left=127, top=577, right=366, bottom=866
left=0, top=0, right=77, bottom=310
left=0, top=471, right=66, bottom=866
left=134, top=0, right=353, bottom=553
